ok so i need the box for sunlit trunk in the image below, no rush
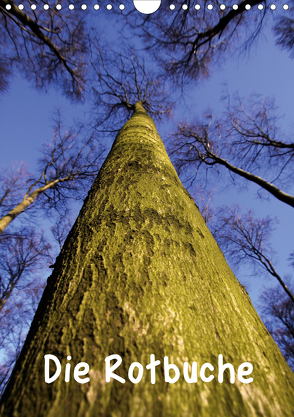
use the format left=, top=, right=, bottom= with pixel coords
left=1, top=102, right=293, bottom=417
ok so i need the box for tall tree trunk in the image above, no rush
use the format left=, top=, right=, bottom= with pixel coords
left=1, top=102, right=293, bottom=417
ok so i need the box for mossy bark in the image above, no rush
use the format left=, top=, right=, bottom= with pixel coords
left=1, top=102, right=293, bottom=417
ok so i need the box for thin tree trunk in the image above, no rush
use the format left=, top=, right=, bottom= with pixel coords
left=212, top=154, right=294, bottom=208
left=0, top=179, right=59, bottom=235
left=1, top=102, right=293, bottom=417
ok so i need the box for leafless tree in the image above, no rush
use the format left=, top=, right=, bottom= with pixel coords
left=0, top=113, right=106, bottom=235
left=0, top=227, right=51, bottom=311
left=129, top=0, right=294, bottom=86
left=0, top=275, right=47, bottom=395
left=170, top=94, right=294, bottom=208
left=127, top=0, right=268, bottom=85
left=0, top=226, right=51, bottom=394
left=0, top=0, right=89, bottom=99
left=199, top=200, right=294, bottom=368
left=259, top=283, right=294, bottom=371
left=207, top=205, right=294, bottom=303
left=0, top=118, right=104, bottom=394
left=0, top=112, right=106, bottom=391
left=90, top=42, right=174, bottom=133
left=50, top=212, right=76, bottom=251
left=274, top=1, right=294, bottom=58
left=0, top=113, right=106, bottom=391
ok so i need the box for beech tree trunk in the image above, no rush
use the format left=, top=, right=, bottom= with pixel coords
left=1, top=102, right=293, bottom=417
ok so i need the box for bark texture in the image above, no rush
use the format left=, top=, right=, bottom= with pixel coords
left=1, top=102, right=293, bottom=417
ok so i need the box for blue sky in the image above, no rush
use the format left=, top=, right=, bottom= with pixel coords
left=0, top=6, right=293, bottom=310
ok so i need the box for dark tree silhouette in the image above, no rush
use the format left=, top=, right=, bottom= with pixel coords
left=0, top=0, right=89, bottom=99
left=274, top=2, right=294, bottom=58
left=170, top=95, right=294, bottom=208
left=0, top=114, right=106, bottom=235
left=128, top=0, right=268, bottom=85
left=0, top=112, right=105, bottom=390
left=206, top=205, right=294, bottom=303
left=259, top=284, right=294, bottom=371
left=90, top=43, right=173, bottom=133
left=0, top=227, right=51, bottom=394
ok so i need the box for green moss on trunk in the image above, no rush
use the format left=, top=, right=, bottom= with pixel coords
left=1, top=102, right=293, bottom=417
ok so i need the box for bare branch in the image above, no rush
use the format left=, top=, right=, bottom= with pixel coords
left=259, top=283, right=294, bottom=370
left=209, top=205, right=294, bottom=302
left=0, top=227, right=51, bottom=311
left=0, top=0, right=89, bottom=99
left=127, top=0, right=267, bottom=85
left=169, top=95, right=294, bottom=208
left=89, top=42, right=174, bottom=133
left=274, top=5, right=294, bottom=59
left=0, top=116, right=106, bottom=234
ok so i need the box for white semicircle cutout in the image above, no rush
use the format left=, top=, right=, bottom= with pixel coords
left=133, top=0, right=161, bottom=14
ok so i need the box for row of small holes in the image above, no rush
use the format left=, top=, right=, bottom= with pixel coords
left=5, top=4, right=124, bottom=10
left=181, top=3, right=288, bottom=10
left=5, top=3, right=290, bottom=11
